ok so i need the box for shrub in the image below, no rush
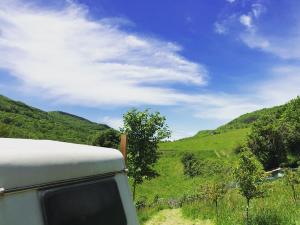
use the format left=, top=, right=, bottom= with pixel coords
left=181, top=152, right=201, bottom=177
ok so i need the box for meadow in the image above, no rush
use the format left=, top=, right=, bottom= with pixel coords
left=135, top=128, right=300, bottom=225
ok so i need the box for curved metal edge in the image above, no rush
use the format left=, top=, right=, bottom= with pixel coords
left=0, top=168, right=128, bottom=197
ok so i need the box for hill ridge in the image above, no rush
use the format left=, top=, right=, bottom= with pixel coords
left=0, top=94, right=110, bottom=144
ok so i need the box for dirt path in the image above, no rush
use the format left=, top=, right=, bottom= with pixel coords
left=144, top=208, right=213, bottom=225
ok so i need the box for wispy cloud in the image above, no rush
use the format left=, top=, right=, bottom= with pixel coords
left=215, top=0, right=300, bottom=60
left=0, top=0, right=207, bottom=106
left=241, top=32, right=300, bottom=60
left=99, top=116, right=123, bottom=130
left=214, top=22, right=227, bottom=34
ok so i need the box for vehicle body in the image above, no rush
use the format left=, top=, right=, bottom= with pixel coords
left=0, top=138, right=139, bottom=225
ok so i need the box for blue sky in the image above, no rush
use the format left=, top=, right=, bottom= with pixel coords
left=0, top=0, right=300, bottom=139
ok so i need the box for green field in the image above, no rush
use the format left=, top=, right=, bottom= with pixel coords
left=136, top=128, right=249, bottom=201
left=137, top=126, right=300, bottom=224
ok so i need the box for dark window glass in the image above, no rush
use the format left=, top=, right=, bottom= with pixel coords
left=39, top=177, right=127, bottom=225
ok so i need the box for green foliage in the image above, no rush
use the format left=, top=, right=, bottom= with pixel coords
left=284, top=168, right=300, bottom=202
left=249, top=208, right=296, bottom=225
left=234, top=148, right=266, bottom=201
left=246, top=97, right=300, bottom=169
left=92, top=128, right=120, bottom=148
left=121, top=108, right=171, bottom=200
left=181, top=180, right=300, bottom=225
left=247, top=114, right=287, bottom=170
left=280, top=97, right=300, bottom=156
left=0, top=95, right=109, bottom=144
left=0, top=123, right=10, bottom=137
left=234, top=148, right=266, bottom=225
left=181, top=152, right=201, bottom=177
left=202, top=180, right=228, bottom=220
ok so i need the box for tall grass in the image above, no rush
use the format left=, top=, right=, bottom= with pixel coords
left=181, top=180, right=300, bottom=225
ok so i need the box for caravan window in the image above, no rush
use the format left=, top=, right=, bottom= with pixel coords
left=39, top=177, right=127, bottom=225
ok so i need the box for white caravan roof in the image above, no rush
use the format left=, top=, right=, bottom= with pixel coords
left=0, top=138, right=125, bottom=190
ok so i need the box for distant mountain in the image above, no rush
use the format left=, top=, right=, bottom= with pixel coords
left=0, top=95, right=110, bottom=144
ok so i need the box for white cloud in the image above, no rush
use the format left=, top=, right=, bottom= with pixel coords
left=251, top=3, right=266, bottom=18
left=226, top=0, right=236, bottom=3
left=256, top=66, right=300, bottom=106
left=99, top=116, right=123, bottom=130
left=215, top=1, right=300, bottom=60
left=239, top=15, right=253, bottom=29
left=0, top=0, right=207, bottom=106
left=214, top=22, right=227, bottom=34
left=169, top=128, right=198, bottom=141
left=193, top=96, right=261, bottom=120
left=241, top=31, right=300, bottom=59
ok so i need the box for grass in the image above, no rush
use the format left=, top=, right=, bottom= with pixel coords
left=181, top=180, right=300, bottom=225
left=136, top=128, right=300, bottom=225
left=160, top=128, right=249, bottom=154
left=135, top=128, right=249, bottom=201
left=144, top=208, right=213, bottom=225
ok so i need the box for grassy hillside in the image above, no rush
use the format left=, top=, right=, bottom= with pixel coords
left=217, top=105, right=284, bottom=131
left=137, top=100, right=300, bottom=224
left=0, top=95, right=109, bottom=144
left=136, top=128, right=249, bottom=202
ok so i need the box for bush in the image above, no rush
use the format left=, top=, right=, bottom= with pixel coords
left=92, top=128, right=120, bottom=148
left=181, top=152, right=201, bottom=177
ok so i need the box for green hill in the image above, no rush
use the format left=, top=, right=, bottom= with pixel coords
left=136, top=101, right=290, bottom=201
left=217, top=105, right=284, bottom=131
left=138, top=100, right=300, bottom=224
left=0, top=95, right=109, bottom=144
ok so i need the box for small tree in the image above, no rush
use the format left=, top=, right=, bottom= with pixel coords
left=284, top=168, right=300, bottom=203
left=121, top=109, right=171, bottom=200
left=204, top=180, right=227, bottom=221
left=92, top=128, right=120, bottom=149
left=234, top=148, right=266, bottom=225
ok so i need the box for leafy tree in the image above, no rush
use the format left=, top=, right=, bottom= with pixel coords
left=92, top=128, right=120, bottom=149
left=181, top=152, right=201, bottom=177
left=247, top=114, right=287, bottom=170
left=204, top=180, right=228, bottom=221
left=121, top=109, right=171, bottom=200
left=284, top=168, right=300, bottom=203
left=234, top=148, right=266, bottom=225
left=280, top=97, right=300, bottom=156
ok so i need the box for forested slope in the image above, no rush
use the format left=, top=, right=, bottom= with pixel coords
left=0, top=95, right=109, bottom=144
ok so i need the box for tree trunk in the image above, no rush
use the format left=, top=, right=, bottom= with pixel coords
left=292, top=185, right=297, bottom=203
left=133, top=180, right=137, bottom=201
left=246, top=199, right=250, bottom=225
left=215, top=199, right=218, bottom=221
